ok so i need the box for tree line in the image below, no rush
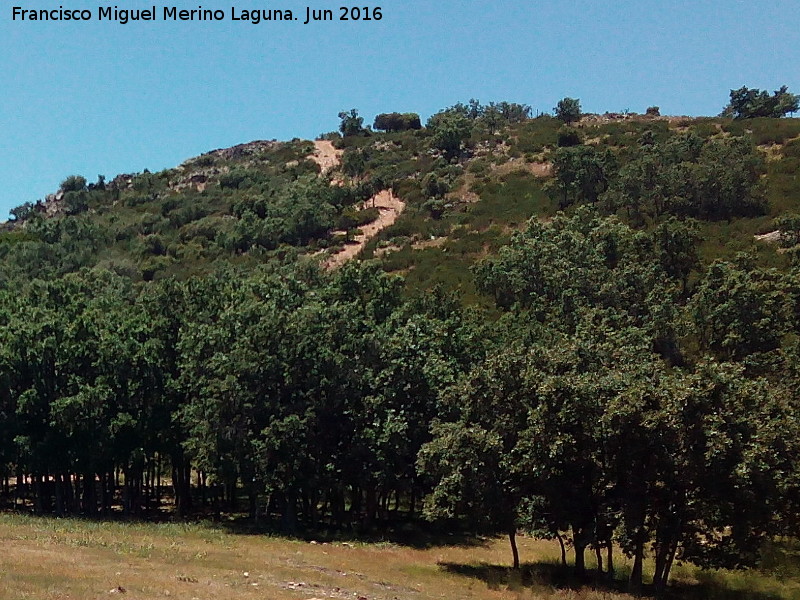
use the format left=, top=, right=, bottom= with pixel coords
left=0, top=262, right=482, bottom=526
left=2, top=207, right=800, bottom=593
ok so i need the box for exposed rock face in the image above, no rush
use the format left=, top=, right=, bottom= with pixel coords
left=579, top=111, right=678, bottom=125
left=168, top=140, right=284, bottom=191
left=30, top=189, right=67, bottom=218
left=3, top=189, right=66, bottom=229
left=473, top=139, right=510, bottom=158
left=195, top=139, right=279, bottom=162
left=169, top=166, right=229, bottom=192
left=755, top=230, right=782, bottom=243
left=109, top=174, right=136, bottom=190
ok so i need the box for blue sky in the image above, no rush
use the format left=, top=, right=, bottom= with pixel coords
left=1, top=0, right=798, bottom=217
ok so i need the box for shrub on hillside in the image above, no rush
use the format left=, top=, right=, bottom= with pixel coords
left=60, top=175, right=87, bottom=193
left=373, top=112, right=422, bottom=132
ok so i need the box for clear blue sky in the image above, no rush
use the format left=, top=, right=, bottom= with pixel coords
left=1, top=0, right=798, bottom=217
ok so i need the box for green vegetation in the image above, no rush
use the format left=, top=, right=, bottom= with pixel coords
left=373, top=112, right=422, bottom=132
left=723, top=85, right=799, bottom=119
left=555, top=97, right=582, bottom=124
left=427, top=110, right=473, bottom=158
left=339, top=108, right=367, bottom=137
left=3, top=92, right=800, bottom=597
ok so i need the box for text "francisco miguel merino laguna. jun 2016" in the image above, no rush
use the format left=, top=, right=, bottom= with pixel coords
left=11, top=5, right=384, bottom=25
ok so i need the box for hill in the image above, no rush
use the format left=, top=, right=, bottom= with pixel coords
left=3, top=96, right=800, bottom=595
left=3, top=106, right=800, bottom=297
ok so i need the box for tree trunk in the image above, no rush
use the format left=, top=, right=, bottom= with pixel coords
left=595, top=545, right=603, bottom=574
left=143, top=460, right=151, bottom=515
left=213, top=484, right=222, bottom=521
left=509, top=529, right=520, bottom=570
left=227, top=479, right=237, bottom=512
left=172, top=455, right=192, bottom=517
left=283, top=490, right=297, bottom=533
left=574, top=541, right=586, bottom=578
left=629, top=536, right=645, bottom=595
left=105, top=470, right=115, bottom=514
left=197, top=471, right=203, bottom=506
left=54, top=473, right=64, bottom=516
left=34, top=473, right=47, bottom=514
left=380, top=490, right=390, bottom=523
left=66, top=473, right=76, bottom=514
left=350, top=484, right=361, bottom=522
left=365, top=484, right=377, bottom=529
left=99, top=472, right=108, bottom=515
left=15, top=469, right=23, bottom=509
left=82, top=472, right=96, bottom=515
left=249, top=482, right=258, bottom=521
left=606, top=542, right=614, bottom=580
left=653, top=542, right=668, bottom=593
left=660, top=540, right=678, bottom=592
left=654, top=532, right=680, bottom=595
left=573, top=525, right=589, bottom=579
left=155, top=455, right=162, bottom=507
left=556, top=532, right=568, bottom=568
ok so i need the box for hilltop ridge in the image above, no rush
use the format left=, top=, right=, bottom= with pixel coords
left=2, top=100, right=799, bottom=296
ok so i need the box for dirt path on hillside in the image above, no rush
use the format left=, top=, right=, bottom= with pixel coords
left=325, top=190, right=406, bottom=269
left=310, top=140, right=343, bottom=174
left=308, top=140, right=405, bottom=269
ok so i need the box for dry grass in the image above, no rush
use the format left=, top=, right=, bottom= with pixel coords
left=0, top=515, right=798, bottom=600
left=492, top=159, right=553, bottom=178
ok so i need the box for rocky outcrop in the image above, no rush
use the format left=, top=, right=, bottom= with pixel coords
left=109, top=174, right=136, bottom=190
left=194, top=139, right=279, bottom=162
left=755, top=230, right=782, bottom=243
left=169, top=166, right=229, bottom=192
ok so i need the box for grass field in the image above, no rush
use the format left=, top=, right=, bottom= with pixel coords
left=1, top=515, right=800, bottom=600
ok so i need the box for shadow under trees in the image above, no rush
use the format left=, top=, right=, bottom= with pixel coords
left=439, top=559, right=790, bottom=600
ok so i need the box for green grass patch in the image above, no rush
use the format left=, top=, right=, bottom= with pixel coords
left=466, top=171, right=555, bottom=229
left=766, top=142, right=800, bottom=216
left=580, top=119, right=673, bottom=148
left=510, top=116, right=561, bottom=154
left=698, top=217, right=788, bottom=269
left=722, top=117, right=800, bottom=145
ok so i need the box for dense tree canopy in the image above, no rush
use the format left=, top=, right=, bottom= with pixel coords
left=426, top=111, right=473, bottom=159
left=1, top=206, right=792, bottom=593
left=604, top=132, right=766, bottom=221
left=338, top=108, right=366, bottom=137
left=724, top=85, right=799, bottom=119
left=555, top=97, right=582, bottom=124
left=466, top=210, right=800, bottom=589
left=373, top=112, right=422, bottom=132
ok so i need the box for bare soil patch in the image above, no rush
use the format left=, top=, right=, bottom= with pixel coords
left=325, top=191, right=406, bottom=269
left=310, top=140, right=343, bottom=174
